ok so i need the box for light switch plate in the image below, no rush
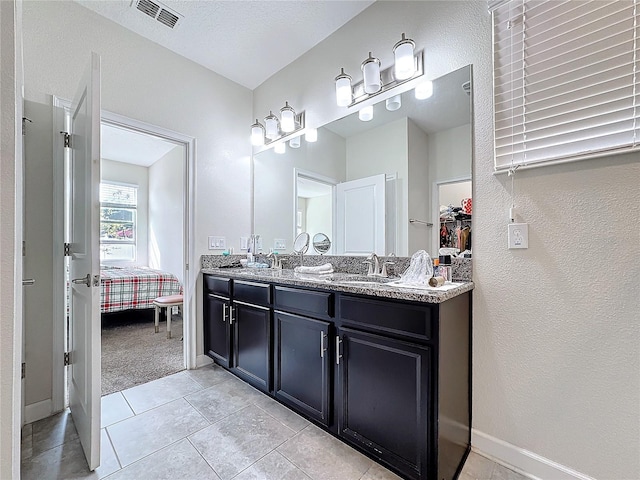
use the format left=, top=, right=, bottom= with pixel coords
left=208, top=236, right=226, bottom=250
left=274, top=238, right=286, bottom=250
left=508, top=223, right=529, bottom=249
left=240, top=236, right=248, bottom=250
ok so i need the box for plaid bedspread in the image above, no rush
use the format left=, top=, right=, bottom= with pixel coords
left=100, top=267, right=182, bottom=313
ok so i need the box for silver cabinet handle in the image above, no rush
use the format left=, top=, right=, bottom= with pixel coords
left=336, top=336, right=342, bottom=365
left=320, top=332, right=327, bottom=358
left=229, top=306, right=234, bottom=325
left=222, top=304, right=228, bottom=322
left=22, top=279, right=35, bottom=286
left=71, top=274, right=91, bottom=287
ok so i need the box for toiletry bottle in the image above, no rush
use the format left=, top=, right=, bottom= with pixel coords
left=432, top=258, right=440, bottom=277
left=439, top=255, right=452, bottom=282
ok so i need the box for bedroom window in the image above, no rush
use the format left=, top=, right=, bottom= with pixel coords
left=100, top=182, right=137, bottom=261
left=492, top=0, right=640, bottom=171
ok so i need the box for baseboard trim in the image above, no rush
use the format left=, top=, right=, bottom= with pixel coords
left=195, top=354, right=213, bottom=368
left=24, top=399, right=52, bottom=424
left=471, top=429, right=595, bottom=480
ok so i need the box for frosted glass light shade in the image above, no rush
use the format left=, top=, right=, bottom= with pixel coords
left=361, top=52, right=381, bottom=94
left=280, top=102, right=296, bottom=133
left=265, top=111, right=279, bottom=139
left=359, top=105, right=374, bottom=122
left=305, top=128, right=318, bottom=143
left=393, top=33, right=415, bottom=80
left=415, top=80, right=433, bottom=100
left=289, top=136, right=301, bottom=148
left=386, top=94, right=402, bottom=111
left=335, top=68, right=352, bottom=107
left=274, top=142, right=286, bottom=154
left=251, top=120, right=265, bottom=146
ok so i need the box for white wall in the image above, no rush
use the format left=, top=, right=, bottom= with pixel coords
left=439, top=181, right=472, bottom=209
left=149, top=146, right=184, bottom=284
left=346, top=118, right=408, bottom=255
left=20, top=0, right=252, bottom=414
left=0, top=0, right=23, bottom=476
left=428, top=123, right=472, bottom=183
left=253, top=2, right=640, bottom=478
left=101, top=159, right=149, bottom=266
left=407, top=119, right=430, bottom=254
left=305, top=195, right=332, bottom=249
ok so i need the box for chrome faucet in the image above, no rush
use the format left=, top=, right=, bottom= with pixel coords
left=267, top=252, right=282, bottom=269
left=364, top=253, right=394, bottom=277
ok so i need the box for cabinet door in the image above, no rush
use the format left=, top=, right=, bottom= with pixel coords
left=232, top=301, right=272, bottom=393
left=337, top=327, right=431, bottom=480
left=204, top=294, right=231, bottom=368
left=274, top=312, right=331, bottom=426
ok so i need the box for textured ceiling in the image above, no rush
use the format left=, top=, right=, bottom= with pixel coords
left=74, top=0, right=374, bottom=90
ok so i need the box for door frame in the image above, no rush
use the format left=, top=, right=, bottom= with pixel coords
left=52, top=99, right=197, bottom=411
left=431, top=176, right=472, bottom=257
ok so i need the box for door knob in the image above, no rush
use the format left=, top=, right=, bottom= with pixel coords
left=71, top=274, right=91, bottom=287
left=22, top=279, right=35, bottom=286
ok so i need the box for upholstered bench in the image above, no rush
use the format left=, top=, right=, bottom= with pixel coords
left=153, top=294, right=183, bottom=339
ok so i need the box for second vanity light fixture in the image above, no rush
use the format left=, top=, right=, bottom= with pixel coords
left=251, top=101, right=305, bottom=147
left=335, top=32, right=431, bottom=110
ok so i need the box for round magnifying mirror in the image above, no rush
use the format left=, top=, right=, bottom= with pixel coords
left=312, top=233, right=331, bottom=254
left=293, top=232, right=310, bottom=254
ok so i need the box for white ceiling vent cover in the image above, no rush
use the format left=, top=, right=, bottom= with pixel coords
left=132, top=0, right=183, bottom=30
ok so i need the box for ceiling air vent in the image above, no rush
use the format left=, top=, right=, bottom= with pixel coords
left=132, top=0, right=183, bottom=30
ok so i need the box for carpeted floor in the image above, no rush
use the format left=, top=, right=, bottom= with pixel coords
left=101, top=311, right=184, bottom=396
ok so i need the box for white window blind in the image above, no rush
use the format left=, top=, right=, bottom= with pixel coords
left=492, top=0, right=640, bottom=171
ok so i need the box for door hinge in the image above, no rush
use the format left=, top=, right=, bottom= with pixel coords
left=64, top=243, right=71, bottom=256
left=22, top=240, right=26, bottom=257
left=64, top=352, right=71, bottom=366
left=22, top=117, right=32, bottom=136
left=21, top=362, right=25, bottom=379
left=61, top=131, right=71, bottom=148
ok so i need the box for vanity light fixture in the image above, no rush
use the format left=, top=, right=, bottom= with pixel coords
left=334, top=33, right=424, bottom=109
left=264, top=111, right=279, bottom=140
left=359, top=105, right=374, bottom=122
left=289, top=136, right=301, bottom=148
left=415, top=80, right=433, bottom=100
left=305, top=128, right=318, bottom=143
left=362, top=52, right=382, bottom=94
left=251, top=104, right=305, bottom=149
left=274, top=142, right=286, bottom=154
left=393, top=33, right=416, bottom=80
left=251, top=119, right=265, bottom=146
left=385, top=94, right=402, bottom=111
left=335, top=68, right=353, bottom=106
left=280, top=102, right=296, bottom=133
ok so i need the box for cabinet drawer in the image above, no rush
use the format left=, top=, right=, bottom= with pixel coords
left=274, top=286, right=334, bottom=319
left=234, top=280, right=271, bottom=306
left=204, top=275, right=231, bottom=296
left=338, top=295, right=432, bottom=342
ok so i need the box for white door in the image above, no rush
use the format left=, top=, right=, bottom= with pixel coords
left=336, top=174, right=386, bottom=255
left=68, top=52, right=101, bottom=470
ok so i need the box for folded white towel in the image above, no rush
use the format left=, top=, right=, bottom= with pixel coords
left=294, top=263, right=334, bottom=274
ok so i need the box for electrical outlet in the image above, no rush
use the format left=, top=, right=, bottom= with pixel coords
left=508, top=223, right=529, bottom=249
left=274, top=238, right=286, bottom=250
left=208, top=236, right=226, bottom=250
left=240, top=236, right=249, bottom=250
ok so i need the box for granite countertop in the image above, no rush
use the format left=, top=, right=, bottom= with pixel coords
left=201, top=267, right=473, bottom=304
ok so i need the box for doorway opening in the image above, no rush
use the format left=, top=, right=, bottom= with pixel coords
left=53, top=99, right=196, bottom=411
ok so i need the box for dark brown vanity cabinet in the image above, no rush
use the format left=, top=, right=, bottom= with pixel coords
left=202, top=274, right=470, bottom=480
left=273, top=285, right=334, bottom=426
left=203, top=276, right=272, bottom=393
left=203, top=277, right=232, bottom=368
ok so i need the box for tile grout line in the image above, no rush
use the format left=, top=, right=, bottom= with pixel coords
left=186, top=436, right=223, bottom=480
left=104, top=426, right=123, bottom=472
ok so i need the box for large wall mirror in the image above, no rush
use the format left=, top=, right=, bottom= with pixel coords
left=253, top=65, right=472, bottom=257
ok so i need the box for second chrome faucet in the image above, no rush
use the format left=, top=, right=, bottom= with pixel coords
left=364, top=253, right=394, bottom=278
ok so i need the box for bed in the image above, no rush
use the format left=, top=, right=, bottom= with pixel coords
left=100, top=266, right=182, bottom=314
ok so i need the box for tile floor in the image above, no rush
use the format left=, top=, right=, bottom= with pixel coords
left=21, top=364, right=529, bottom=480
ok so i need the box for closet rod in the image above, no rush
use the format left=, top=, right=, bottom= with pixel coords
left=409, top=218, right=433, bottom=226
